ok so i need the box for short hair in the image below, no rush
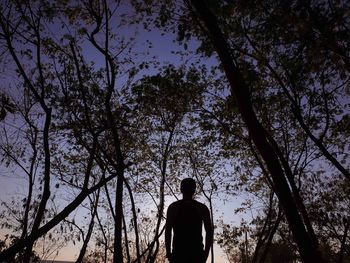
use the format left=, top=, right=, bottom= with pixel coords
left=180, top=178, right=196, bottom=195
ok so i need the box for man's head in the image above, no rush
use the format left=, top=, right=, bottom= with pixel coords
left=180, top=178, right=196, bottom=196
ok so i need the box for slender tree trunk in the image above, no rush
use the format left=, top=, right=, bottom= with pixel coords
left=20, top=125, right=38, bottom=241
left=252, top=191, right=274, bottom=263
left=113, top=172, right=124, bottom=263
left=147, top=127, right=174, bottom=263
left=124, top=179, right=141, bottom=263
left=123, top=212, right=131, bottom=263
left=187, top=1, right=323, bottom=262
left=96, top=210, right=109, bottom=263
left=23, top=22, right=53, bottom=262
left=258, top=208, right=283, bottom=263
left=76, top=189, right=100, bottom=263
left=100, top=10, right=126, bottom=259
left=23, top=109, right=52, bottom=263
left=146, top=173, right=165, bottom=263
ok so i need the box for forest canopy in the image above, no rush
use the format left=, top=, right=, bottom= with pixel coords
left=0, top=0, right=349, bottom=262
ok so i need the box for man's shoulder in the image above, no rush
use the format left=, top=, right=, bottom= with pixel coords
left=168, top=199, right=208, bottom=210
left=168, top=200, right=182, bottom=209
left=193, top=200, right=209, bottom=210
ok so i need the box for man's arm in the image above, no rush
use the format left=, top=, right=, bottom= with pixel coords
left=165, top=204, right=174, bottom=260
left=203, top=205, right=213, bottom=261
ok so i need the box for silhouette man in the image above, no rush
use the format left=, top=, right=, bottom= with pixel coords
left=165, top=178, right=213, bottom=263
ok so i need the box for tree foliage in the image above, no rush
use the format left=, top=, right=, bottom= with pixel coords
left=0, top=0, right=349, bottom=262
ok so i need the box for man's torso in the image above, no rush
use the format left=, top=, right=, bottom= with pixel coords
left=170, top=199, right=205, bottom=254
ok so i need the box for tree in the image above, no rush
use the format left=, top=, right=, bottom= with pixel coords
left=183, top=1, right=323, bottom=261
left=0, top=0, right=135, bottom=261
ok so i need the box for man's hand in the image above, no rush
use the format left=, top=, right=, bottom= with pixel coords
left=202, top=250, right=209, bottom=263
left=165, top=204, right=174, bottom=263
left=166, top=253, right=173, bottom=263
left=203, top=205, right=213, bottom=263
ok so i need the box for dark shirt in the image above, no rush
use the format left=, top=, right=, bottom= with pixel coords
left=174, top=199, right=204, bottom=253
left=166, top=199, right=210, bottom=258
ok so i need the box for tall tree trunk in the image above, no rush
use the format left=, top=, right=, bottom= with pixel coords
left=124, top=179, right=141, bottom=263
left=187, top=1, right=323, bottom=262
left=113, top=172, right=124, bottom=263
left=123, top=211, right=131, bottom=263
